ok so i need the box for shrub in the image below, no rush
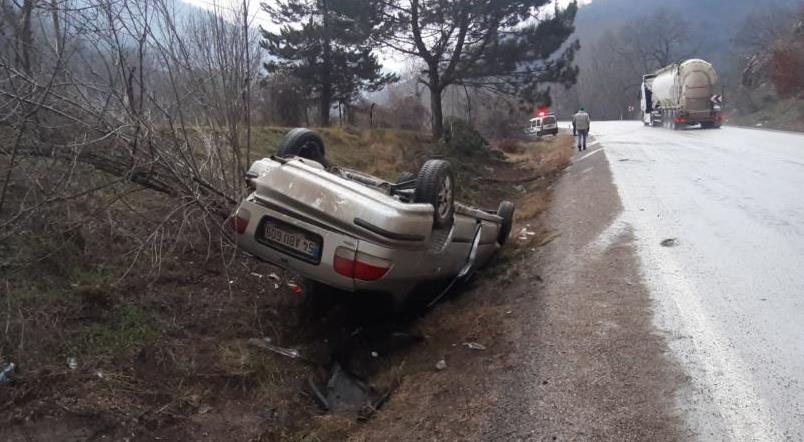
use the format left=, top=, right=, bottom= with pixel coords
left=443, top=118, right=488, bottom=156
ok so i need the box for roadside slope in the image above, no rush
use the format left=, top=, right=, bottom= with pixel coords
left=349, top=139, right=686, bottom=440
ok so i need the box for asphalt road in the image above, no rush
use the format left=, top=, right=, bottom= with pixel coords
left=590, top=122, right=804, bottom=441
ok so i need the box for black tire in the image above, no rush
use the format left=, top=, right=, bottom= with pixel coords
left=276, top=128, right=327, bottom=165
left=497, top=200, right=515, bottom=245
left=414, top=160, right=455, bottom=229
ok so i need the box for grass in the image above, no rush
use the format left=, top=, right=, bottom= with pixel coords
left=729, top=96, right=804, bottom=132
left=250, top=126, right=511, bottom=205
left=68, top=304, right=157, bottom=359
left=251, top=126, right=434, bottom=180
left=1, top=125, right=574, bottom=440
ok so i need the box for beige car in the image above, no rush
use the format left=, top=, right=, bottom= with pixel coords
left=230, top=129, right=515, bottom=305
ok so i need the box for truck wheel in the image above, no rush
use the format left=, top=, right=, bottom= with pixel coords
left=414, top=160, right=455, bottom=229
left=497, top=200, right=515, bottom=245
left=277, top=128, right=328, bottom=165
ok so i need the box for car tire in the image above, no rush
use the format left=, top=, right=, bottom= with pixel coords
left=414, top=160, right=455, bottom=229
left=276, top=128, right=327, bottom=165
left=497, top=200, right=515, bottom=245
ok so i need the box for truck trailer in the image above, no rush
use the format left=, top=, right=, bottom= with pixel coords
left=641, top=59, right=723, bottom=129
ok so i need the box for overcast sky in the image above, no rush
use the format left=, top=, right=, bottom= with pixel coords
left=182, top=0, right=593, bottom=73
left=183, top=0, right=593, bottom=32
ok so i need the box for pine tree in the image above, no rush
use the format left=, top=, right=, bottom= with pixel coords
left=261, top=0, right=397, bottom=126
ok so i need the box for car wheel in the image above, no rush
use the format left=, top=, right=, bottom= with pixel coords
left=414, top=159, right=455, bottom=229
left=276, top=128, right=327, bottom=165
left=497, top=200, right=515, bottom=245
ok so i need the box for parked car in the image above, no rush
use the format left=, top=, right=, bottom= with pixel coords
left=230, top=128, right=515, bottom=305
left=526, top=113, right=559, bottom=137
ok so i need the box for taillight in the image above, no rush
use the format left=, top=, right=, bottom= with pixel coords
left=675, top=117, right=686, bottom=123
left=354, top=252, right=391, bottom=281
left=229, top=209, right=250, bottom=234
left=333, top=247, right=391, bottom=281
left=334, top=247, right=356, bottom=277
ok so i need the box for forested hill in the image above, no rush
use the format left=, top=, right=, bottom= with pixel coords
left=558, top=0, right=800, bottom=120
left=574, top=0, right=763, bottom=66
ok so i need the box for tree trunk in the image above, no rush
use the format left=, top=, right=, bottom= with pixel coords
left=320, top=66, right=331, bottom=126
left=428, top=69, right=443, bottom=139
left=18, top=0, right=35, bottom=75
left=319, top=0, right=332, bottom=127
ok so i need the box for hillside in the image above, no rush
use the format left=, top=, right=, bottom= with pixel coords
left=559, top=0, right=797, bottom=121
left=573, top=0, right=765, bottom=65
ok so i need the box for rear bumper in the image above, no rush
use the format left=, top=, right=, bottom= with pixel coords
left=235, top=198, right=458, bottom=297
left=236, top=199, right=359, bottom=291
left=675, top=110, right=722, bottom=125
left=537, top=128, right=558, bottom=136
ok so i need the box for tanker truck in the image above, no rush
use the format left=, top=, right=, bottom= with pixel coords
left=640, top=59, right=723, bottom=129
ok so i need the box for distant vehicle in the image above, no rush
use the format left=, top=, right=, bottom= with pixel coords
left=640, top=59, right=723, bottom=129
left=231, top=129, right=515, bottom=306
left=526, top=112, right=559, bottom=136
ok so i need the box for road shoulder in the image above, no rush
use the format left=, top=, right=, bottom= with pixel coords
left=348, top=143, right=688, bottom=440
left=485, top=145, right=688, bottom=439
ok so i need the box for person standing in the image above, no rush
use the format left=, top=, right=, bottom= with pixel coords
left=572, top=107, right=591, bottom=151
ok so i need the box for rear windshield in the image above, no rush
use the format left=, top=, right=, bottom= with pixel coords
left=543, top=116, right=556, bottom=125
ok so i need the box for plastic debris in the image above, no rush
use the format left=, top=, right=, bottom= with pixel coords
left=0, top=362, right=15, bottom=384
left=248, top=338, right=300, bottom=359
left=67, top=356, right=78, bottom=370
left=463, top=342, right=487, bottom=351
left=308, top=376, right=330, bottom=410
left=435, top=359, right=447, bottom=371
left=518, top=227, right=536, bottom=241
left=287, top=282, right=303, bottom=295
left=370, top=351, right=379, bottom=358
left=250, top=272, right=264, bottom=279
left=268, top=273, right=281, bottom=282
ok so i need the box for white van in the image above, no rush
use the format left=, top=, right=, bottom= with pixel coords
left=527, top=113, right=558, bottom=136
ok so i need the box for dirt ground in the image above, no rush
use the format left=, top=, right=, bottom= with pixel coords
left=1, top=132, right=580, bottom=440
left=346, top=142, right=687, bottom=441
left=2, top=132, right=687, bottom=441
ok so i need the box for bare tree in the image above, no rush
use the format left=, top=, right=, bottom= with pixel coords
left=571, top=8, right=697, bottom=120
left=378, top=0, right=579, bottom=139
left=0, top=0, right=261, bottom=267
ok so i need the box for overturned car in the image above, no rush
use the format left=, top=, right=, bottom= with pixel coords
left=230, top=128, right=515, bottom=305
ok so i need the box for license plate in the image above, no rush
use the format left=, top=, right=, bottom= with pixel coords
left=260, top=218, right=322, bottom=262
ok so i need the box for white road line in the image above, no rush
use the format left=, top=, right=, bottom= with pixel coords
left=573, top=145, right=603, bottom=163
